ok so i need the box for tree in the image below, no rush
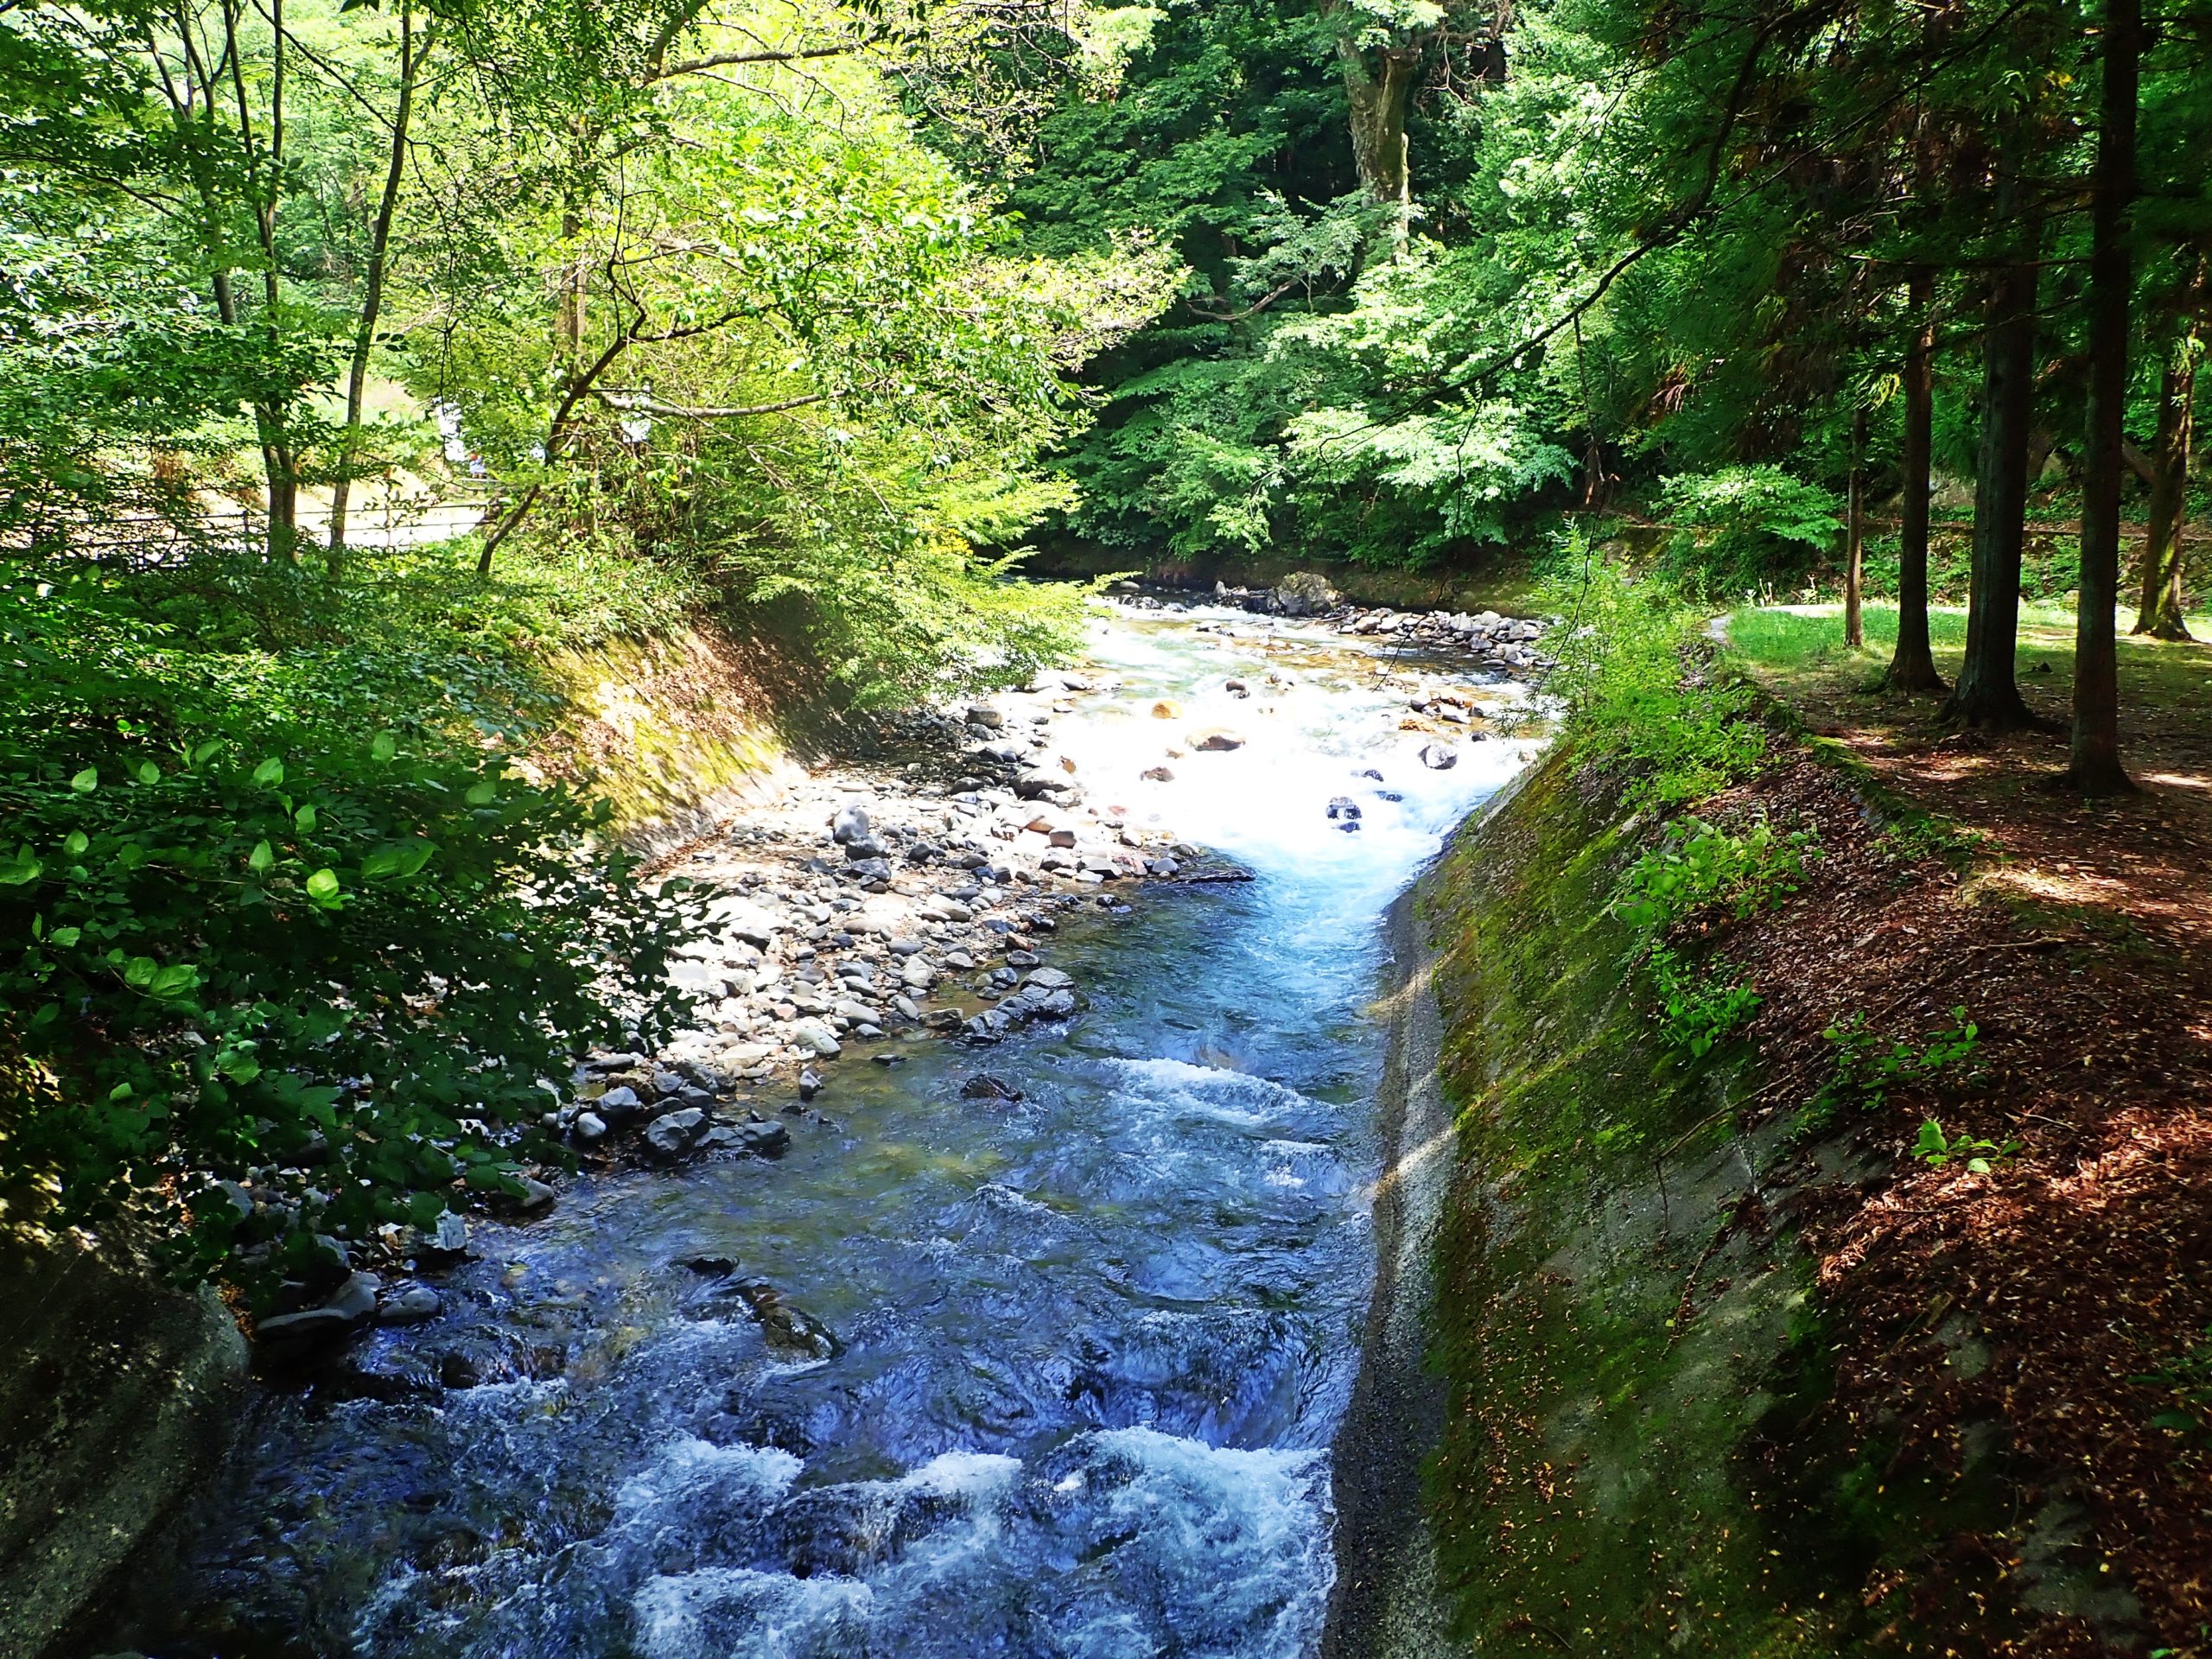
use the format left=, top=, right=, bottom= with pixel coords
left=2064, top=0, right=2139, bottom=792
left=1942, top=167, right=2046, bottom=733
left=2131, top=285, right=2202, bottom=640
left=1886, top=270, right=1947, bottom=691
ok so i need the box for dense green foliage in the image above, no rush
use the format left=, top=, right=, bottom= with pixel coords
left=1007, top=0, right=2212, bottom=603
left=0, top=551, right=707, bottom=1280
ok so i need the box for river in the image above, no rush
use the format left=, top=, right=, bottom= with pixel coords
left=137, top=602, right=1542, bottom=1659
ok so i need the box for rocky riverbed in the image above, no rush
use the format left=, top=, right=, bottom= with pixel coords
left=135, top=587, right=1550, bottom=1659
left=247, top=586, right=1553, bottom=1353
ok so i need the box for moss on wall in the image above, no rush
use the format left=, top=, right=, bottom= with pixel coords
left=531, top=623, right=799, bottom=849
left=1416, top=747, right=1981, bottom=1657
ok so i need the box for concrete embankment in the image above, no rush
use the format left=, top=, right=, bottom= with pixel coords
left=1331, top=741, right=2023, bottom=1658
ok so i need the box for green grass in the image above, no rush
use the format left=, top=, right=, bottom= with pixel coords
left=1726, top=601, right=2212, bottom=673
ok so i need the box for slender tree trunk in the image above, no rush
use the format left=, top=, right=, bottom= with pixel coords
left=1941, top=181, right=2044, bottom=732
left=328, top=3, right=422, bottom=573
left=1889, top=270, right=1945, bottom=691
left=1844, top=404, right=1867, bottom=649
left=2065, top=0, right=2139, bottom=793
left=2132, top=319, right=2198, bottom=640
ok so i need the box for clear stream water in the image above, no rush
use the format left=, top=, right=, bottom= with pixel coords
left=145, top=606, right=1541, bottom=1659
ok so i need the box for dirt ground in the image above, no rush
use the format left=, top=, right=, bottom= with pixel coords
left=1711, top=616, right=2212, bottom=1656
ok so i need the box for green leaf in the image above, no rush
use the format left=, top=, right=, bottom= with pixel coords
left=249, top=840, right=275, bottom=874
left=63, top=830, right=88, bottom=855
left=361, top=846, right=404, bottom=880
left=397, top=840, right=436, bottom=876
left=48, top=926, right=81, bottom=947
left=465, top=779, right=497, bottom=806
left=371, top=732, right=397, bottom=762
left=136, top=760, right=161, bottom=785
left=69, top=767, right=98, bottom=792
left=124, top=956, right=157, bottom=988
left=306, top=868, right=341, bottom=904
left=191, top=738, right=225, bottom=766
left=252, top=757, right=285, bottom=787
left=148, top=963, right=200, bottom=998
left=295, top=804, right=317, bottom=832
left=0, top=849, right=42, bottom=886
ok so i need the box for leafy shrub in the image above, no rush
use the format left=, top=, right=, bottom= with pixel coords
left=2135, top=1326, right=2212, bottom=1444
left=0, top=566, right=709, bottom=1286
left=1533, top=536, right=1769, bottom=810
left=1614, top=813, right=1818, bottom=935
left=1910, top=1118, right=2020, bottom=1175
left=1656, top=465, right=1843, bottom=598
left=1645, top=944, right=1763, bottom=1058
left=1802, top=1007, right=1980, bottom=1131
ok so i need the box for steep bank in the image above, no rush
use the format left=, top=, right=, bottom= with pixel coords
left=1406, top=741, right=2017, bottom=1657
left=1404, top=711, right=2211, bottom=1656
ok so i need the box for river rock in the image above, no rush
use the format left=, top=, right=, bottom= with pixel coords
left=791, top=1020, right=842, bottom=1057
left=377, top=1284, right=442, bottom=1325
left=1014, top=769, right=1066, bottom=800
left=1192, top=729, right=1246, bottom=751
left=423, top=1209, right=469, bottom=1255
left=1418, top=743, right=1459, bottom=771
left=595, top=1084, right=643, bottom=1123
left=1023, top=966, right=1074, bottom=991
left=255, top=1306, right=360, bottom=1350
left=323, top=1271, right=382, bottom=1324
left=572, top=1110, right=607, bottom=1144
left=798, top=1067, right=824, bottom=1100
left=645, top=1108, right=707, bottom=1159
left=960, top=1073, right=1025, bottom=1103
left=831, top=804, right=872, bottom=845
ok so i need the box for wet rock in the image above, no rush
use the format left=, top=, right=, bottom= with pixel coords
left=1022, top=966, right=1074, bottom=991
left=735, top=1119, right=791, bottom=1156
left=1224, top=679, right=1250, bottom=698
left=1326, top=796, right=1361, bottom=821
left=571, top=1110, right=607, bottom=1144
left=842, top=836, right=887, bottom=861
left=830, top=804, right=872, bottom=846
left=255, top=1306, right=360, bottom=1350
left=513, top=1177, right=557, bottom=1211
left=595, top=1084, right=644, bottom=1123
left=423, top=1209, right=470, bottom=1255
left=1192, top=729, right=1246, bottom=752
left=1150, top=700, right=1183, bottom=720
left=791, top=1020, right=842, bottom=1057
left=964, top=704, right=1004, bottom=728
left=645, top=1108, right=707, bottom=1160
left=323, top=1271, right=382, bottom=1324
left=960, top=1072, right=1025, bottom=1103
left=1141, top=766, right=1174, bottom=782
left=924, top=1008, right=964, bottom=1032
left=1014, top=769, right=1067, bottom=800
left=1418, top=743, right=1459, bottom=771
left=798, top=1067, right=824, bottom=1100
left=677, top=1255, right=739, bottom=1276
left=377, top=1285, right=442, bottom=1325
left=438, top=1351, right=482, bottom=1389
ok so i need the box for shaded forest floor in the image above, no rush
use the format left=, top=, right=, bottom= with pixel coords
left=1718, top=605, right=2212, bottom=1654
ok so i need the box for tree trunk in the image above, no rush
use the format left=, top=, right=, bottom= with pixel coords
left=1941, top=181, right=2043, bottom=732
left=2132, top=320, right=2197, bottom=640
left=1888, top=270, right=1945, bottom=691
left=328, top=3, right=422, bottom=573
left=1336, top=35, right=1418, bottom=250
left=1844, top=404, right=1867, bottom=648
left=2065, top=0, right=2139, bottom=793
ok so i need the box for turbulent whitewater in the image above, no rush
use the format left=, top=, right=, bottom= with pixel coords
left=153, top=602, right=1542, bottom=1659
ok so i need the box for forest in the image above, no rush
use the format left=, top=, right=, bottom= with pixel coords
left=3, top=0, right=2211, bottom=1651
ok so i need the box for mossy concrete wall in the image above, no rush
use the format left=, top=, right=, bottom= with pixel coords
left=1413, top=746, right=1950, bottom=1656
left=0, top=1222, right=247, bottom=1659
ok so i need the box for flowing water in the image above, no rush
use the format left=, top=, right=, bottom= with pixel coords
left=147, top=605, right=1542, bottom=1659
